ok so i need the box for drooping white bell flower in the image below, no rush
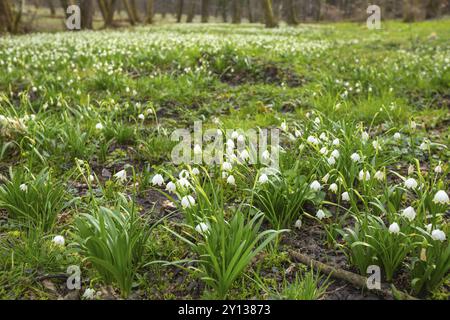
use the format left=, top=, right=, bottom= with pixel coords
left=227, top=175, right=236, bottom=185
left=316, top=209, right=326, bottom=220
left=388, top=223, right=400, bottom=234
left=195, top=222, right=210, bottom=235
left=20, top=184, right=28, bottom=192
left=177, top=177, right=190, bottom=188
left=374, top=170, right=385, bottom=181
left=332, top=138, right=340, bottom=146
left=114, top=169, right=127, bottom=183
left=331, top=149, right=340, bottom=159
left=350, top=153, right=361, bottom=163
left=258, top=174, right=269, bottom=184
left=322, top=173, right=330, bottom=183
left=138, top=114, right=145, bottom=120
left=181, top=195, right=196, bottom=209
left=431, top=229, right=446, bottom=241
left=327, top=157, right=336, bottom=165
left=341, top=192, right=350, bottom=202
left=404, top=178, right=418, bottom=190
left=393, top=132, right=401, bottom=140
left=361, top=131, right=369, bottom=142
left=358, top=170, right=371, bottom=181
left=320, top=147, right=328, bottom=155
left=192, top=167, right=200, bottom=175
left=261, top=150, right=270, bottom=161
left=307, top=136, right=319, bottom=145
left=152, top=174, right=164, bottom=187
left=329, top=183, right=338, bottom=193
left=310, top=180, right=321, bottom=192
left=434, top=165, right=442, bottom=174
left=222, top=161, right=232, bottom=171
left=52, top=235, right=65, bottom=246
left=401, top=206, right=416, bottom=222
left=193, top=144, right=202, bottom=155
left=433, top=190, right=449, bottom=205
left=95, top=123, right=103, bottom=130
left=82, top=288, right=96, bottom=300
left=166, top=181, right=176, bottom=193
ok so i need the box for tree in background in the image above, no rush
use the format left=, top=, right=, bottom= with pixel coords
left=426, top=0, right=443, bottom=19
left=146, top=0, right=154, bottom=24
left=283, top=0, right=299, bottom=25
left=80, top=0, right=94, bottom=29
left=187, top=0, right=196, bottom=22
left=0, top=0, right=24, bottom=33
left=263, top=0, right=278, bottom=28
left=176, top=0, right=184, bottom=22
left=201, top=0, right=209, bottom=22
left=232, top=0, right=242, bottom=24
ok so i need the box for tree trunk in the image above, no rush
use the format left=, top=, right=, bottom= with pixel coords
left=105, top=0, right=118, bottom=27
left=247, top=0, right=253, bottom=22
left=176, top=0, right=184, bottom=22
left=219, top=0, right=227, bottom=22
left=130, top=0, right=140, bottom=22
left=80, top=0, right=94, bottom=29
left=146, top=0, right=154, bottom=23
left=263, top=0, right=278, bottom=27
left=47, top=0, right=56, bottom=16
left=187, top=0, right=196, bottom=22
left=201, top=0, right=209, bottom=22
left=425, top=0, right=442, bottom=19
left=283, top=0, right=298, bottom=25
left=232, top=0, right=242, bottom=23
left=123, top=0, right=136, bottom=25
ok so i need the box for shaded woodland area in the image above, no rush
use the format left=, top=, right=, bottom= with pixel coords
left=1, top=0, right=450, bottom=33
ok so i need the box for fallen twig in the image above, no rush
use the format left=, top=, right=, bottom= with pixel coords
left=289, top=250, right=418, bottom=300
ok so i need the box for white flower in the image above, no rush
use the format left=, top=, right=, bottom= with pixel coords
left=410, top=121, right=417, bottom=130
left=192, top=167, right=200, bottom=175
left=319, top=133, right=328, bottom=141
left=240, top=150, right=250, bottom=161
left=95, top=123, right=103, bottom=130
left=294, top=219, right=302, bottom=229
left=181, top=195, right=196, bottom=209
left=166, top=182, right=176, bottom=193
left=314, top=117, right=320, bottom=124
left=320, top=147, right=328, bottom=155
left=372, top=140, right=381, bottom=151
left=404, top=178, right=418, bottom=190
left=401, top=206, right=416, bottom=222
left=350, top=153, right=361, bottom=162
left=82, top=288, right=96, bottom=300
left=88, top=175, right=95, bottom=182
left=193, top=144, right=202, bottom=155
left=307, top=136, right=319, bottom=145
left=389, top=223, right=400, bottom=234
left=332, top=138, right=340, bottom=146
left=138, top=114, right=145, bottom=120
left=322, top=173, right=330, bottom=183
left=226, top=139, right=235, bottom=149
left=331, top=149, right=340, bottom=159
left=261, top=150, right=270, bottom=161
left=19, top=184, right=28, bottom=192
left=374, top=171, right=385, bottom=181
left=358, top=170, right=371, bottom=181
left=195, top=222, right=210, bottom=235
left=433, top=190, right=449, bottom=205
left=52, top=235, right=65, bottom=246
left=361, top=131, right=369, bottom=142
left=431, top=229, right=446, bottom=241
left=434, top=165, right=442, bottom=174
left=393, top=132, right=401, bottom=140
left=280, top=122, right=287, bottom=131
left=327, top=157, right=336, bottom=165
left=222, top=161, right=232, bottom=171
left=407, top=164, right=415, bottom=175
left=419, top=142, right=429, bottom=151
left=231, top=131, right=239, bottom=139
left=152, top=174, right=164, bottom=187
left=177, top=177, right=190, bottom=188
left=226, top=175, right=235, bottom=185
left=341, top=192, right=350, bottom=202
left=294, top=130, right=302, bottom=138
left=310, top=180, right=321, bottom=192
left=237, top=134, right=245, bottom=144
left=258, top=174, right=269, bottom=184
left=426, top=224, right=433, bottom=233
left=329, top=183, right=338, bottom=193
left=316, top=209, right=326, bottom=220
left=114, top=169, right=127, bottom=183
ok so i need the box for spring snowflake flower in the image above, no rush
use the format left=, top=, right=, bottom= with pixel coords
left=19, top=184, right=28, bottom=192
left=408, top=164, right=415, bottom=175
left=332, top=138, right=340, bottom=146
left=316, top=209, right=326, bottom=220
left=177, top=177, right=190, bottom=188
left=166, top=182, right=176, bottom=193
left=231, top=131, right=239, bottom=139
left=319, top=133, right=328, bottom=141
left=404, top=178, right=418, bottom=190
left=261, top=150, right=270, bottom=161
left=393, top=132, right=401, bottom=140
left=280, top=122, right=287, bottom=131
left=401, top=206, right=416, bottom=222
left=192, top=168, right=200, bottom=175
left=389, top=223, right=400, bottom=234
left=433, top=190, right=449, bottom=205
left=138, top=114, right=145, bottom=120
left=350, top=153, right=361, bottom=162
left=327, top=157, right=336, bottom=165
left=181, top=195, right=196, bottom=209
left=374, top=171, right=385, bottom=181
left=95, top=123, right=103, bottom=130
left=331, top=149, right=340, bottom=159
left=322, top=173, right=330, bottom=183
left=342, top=192, right=350, bottom=202
left=320, top=147, right=328, bottom=155
left=193, top=144, right=202, bottom=155
left=294, top=130, right=302, bottom=138
left=227, top=175, right=236, bottom=185
left=52, top=235, right=65, bottom=246
left=114, top=170, right=127, bottom=183
left=361, top=131, right=369, bottom=142
left=258, top=174, right=269, bottom=184
left=431, top=229, right=446, bottom=241
left=419, top=142, right=429, bottom=151
left=358, top=170, right=371, bottom=181
left=295, top=219, right=302, bottom=230
left=222, top=161, right=232, bottom=171
left=307, top=136, right=319, bottom=145
left=237, top=134, right=246, bottom=144
left=240, top=150, right=250, bottom=161
left=226, top=139, right=235, bottom=149
left=82, top=288, right=96, bottom=300
left=372, top=140, right=381, bottom=151
left=314, top=117, right=321, bottom=125
left=410, top=121, right=417, bottom=130
left=310, top=180, right=321, bottom=192
left=152, top=174, right=164, bottom=187
left=329, top=183, right=338, bottom=193
left=195, top=222, right=210, bottom=235
left=88, top=175, right=95, bottom=183
left=434, top=165, right=442, bottom=174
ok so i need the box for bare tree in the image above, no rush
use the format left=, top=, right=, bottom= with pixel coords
left=176, top=0, right=184, bottom=22
left=201, top=0, right=209, bottom=22
left=263, top=0, right=278, bottom=27
left=80, top=0, right=94, bottom=29
left=283, top=0, right=299, bottom=25
left=425, top=0, right=443, bottom=19
left=232, top=0, right=242, bottom=23
left=146, top=0, right=154, bottom=23
left=187, top=0, right=196, bottom=22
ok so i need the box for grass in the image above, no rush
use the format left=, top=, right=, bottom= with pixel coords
left=0, top=20, right=449, bottom=300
